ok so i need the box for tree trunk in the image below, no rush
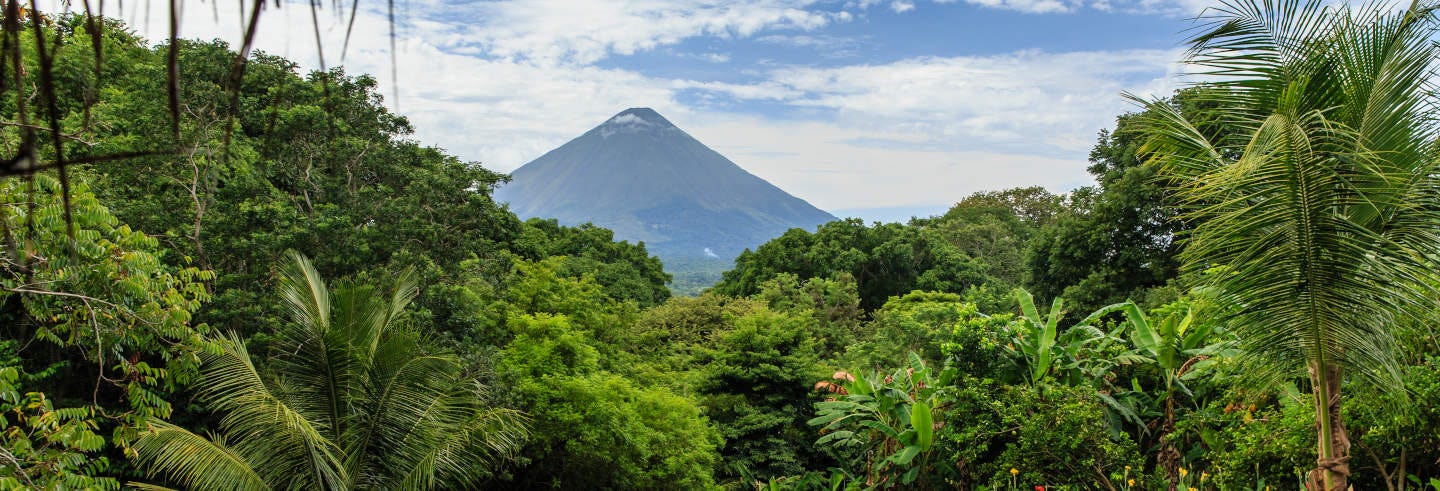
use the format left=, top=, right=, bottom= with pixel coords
left=1159, top=397, right=1180, bottom=491
left=1306, top=362, right=1350, bottom=491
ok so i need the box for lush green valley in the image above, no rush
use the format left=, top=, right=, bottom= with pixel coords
left=2, top=2, right=1440, bottom=490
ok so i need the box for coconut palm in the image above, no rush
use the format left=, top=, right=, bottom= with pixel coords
left=1133, top=0, right=1440, bottom=488
left=130, top=251, right=527, bottom=490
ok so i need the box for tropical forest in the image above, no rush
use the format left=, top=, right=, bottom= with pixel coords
left=1, top=0, right=1439, bottom=490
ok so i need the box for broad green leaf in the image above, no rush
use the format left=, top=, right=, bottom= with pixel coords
left=910, top=401, right=934, bottom=450
left=890, top=445, right=920, bottom=466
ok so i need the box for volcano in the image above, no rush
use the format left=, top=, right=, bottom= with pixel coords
left=495, top=108, right=835, bottom=265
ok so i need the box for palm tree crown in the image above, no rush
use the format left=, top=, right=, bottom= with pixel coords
left=133, top=251, right=527, bottom=490
left=1134, top=0, right=1440, bottom=488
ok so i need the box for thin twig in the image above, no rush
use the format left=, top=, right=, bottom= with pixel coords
left=221, top=0, right=264, bottom=159
left=0, top=447, right=34, bottom=487
left=5, top=287, right=127, bottom=311
left=88, top=297, right=105, bottom=406
left=0, top=148, right=182, bottom=177
left=340, top=0, right=358, bottom=62
left=387, top=0, right=397, bottom=108
left=0, top=121, right=98, bottom=146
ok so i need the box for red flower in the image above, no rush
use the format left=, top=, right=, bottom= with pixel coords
left=1035, top=487, right=1045, bottom=491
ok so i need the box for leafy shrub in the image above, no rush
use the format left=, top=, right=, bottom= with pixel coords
left=945, top=379, right=1142, bottom=489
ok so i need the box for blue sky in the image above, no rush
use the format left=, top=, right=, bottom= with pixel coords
left=101, top=0, right=1213, bottom=220
left=603, top=5, right=1187, bottom=74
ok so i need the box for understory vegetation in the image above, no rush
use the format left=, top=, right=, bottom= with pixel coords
left=2, top=1, right=1440, bottom=490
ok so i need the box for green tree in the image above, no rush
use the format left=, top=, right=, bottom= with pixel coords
left=0, top=361, right=117, bottom=489
left=131, top=252, right=526, bottom=489
left=924, top=186, right=1064, bottom=288
left=489, top=259, right=719, bottom=489
left=1006, top=289, right=1132, bottom=388
left=717, top=219, right=991, bottom=310
left=30, top=29, right=669, bottom=341
left=845, top=291, right=987, bottom=369
left=628, top=293, right=766, bottom=389
left=754, top=273, right=864, bottom=358
left=512, top=219, right=671, bottom=307
left=947, top=379, right=1141, bottom=488
left=1116, top=294, right=1232, bottom=486
left=1024, top=89, right=1236, bottom=314
left=497, top=312, right=721, bottom=490
left=698, top=308, right=828, bottom=484
left=1137, top=1, right=1440, bottom=488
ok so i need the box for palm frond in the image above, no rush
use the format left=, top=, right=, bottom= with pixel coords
left=273, top=250, right=353, bottom=444
left=393, top=406, right=530, bottom=490
left=201, top=333, right=348, bottom=489
left=279, top=250, right=332, bottom=334
left=130, top=421, right=270, bottom=491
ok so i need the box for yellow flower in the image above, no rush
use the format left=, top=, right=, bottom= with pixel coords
left=1201, top=471, right=1208, bottom=481
left=1179, top=468, right=1188, bottom=477
left=1125, top=465, right=1132, bottom=471
left=1188, top=488, right=1198, bottom=491
left=1128, top=479, right=1136, bottom=487
left=1010, top=468, right=1019, bottom=475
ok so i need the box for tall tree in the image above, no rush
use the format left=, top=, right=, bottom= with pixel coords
left=1024, top=89, right=1231, bottom=313
left=1136, top=0, right=1440, bottom=488
left=925, top=186, right=1065, bottom=288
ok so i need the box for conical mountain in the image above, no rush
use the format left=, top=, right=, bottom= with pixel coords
left=495, top=108, right=835, bottom=261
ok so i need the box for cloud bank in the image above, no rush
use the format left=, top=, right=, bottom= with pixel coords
left=47, top=0, right=1203, bottom=211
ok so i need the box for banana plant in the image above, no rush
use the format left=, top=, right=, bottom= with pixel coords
left=1120, top=300, right=1225, bottom=400
left=1008, top=289, right=1136, bottom=386
left=1116, top=296, right=1230, bottom=487
left=810, top=353, right=951, bottom=489
left=1013, top=289, right=1063, bottom=384
left=759, top=469, right=851, bottom=491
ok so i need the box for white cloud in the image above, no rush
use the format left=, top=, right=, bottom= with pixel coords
left=671, top=80, right=802, bottom=100
left=755, top=33, right=866, bottom=58
left=422, top=0, right=840, bottom=65
left=698, top=49, right=1184, bottom=155
left=699, top=52, right=732, bottom=63
left=82, top=0, right=686, bottom=172
left=939, top=0, right=1211, bottom=15
left=681, top=114, right=1095, bottom=210
left=959, top=0, right=1079, bottom=13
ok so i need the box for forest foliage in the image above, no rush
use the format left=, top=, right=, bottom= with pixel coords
left=1, top=3, right=1439, bottom=491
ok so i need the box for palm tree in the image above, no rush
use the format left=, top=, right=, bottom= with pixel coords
left=1134, top=0, right=1440, bottom=489
left=130, top=251, right=527, bottom=490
